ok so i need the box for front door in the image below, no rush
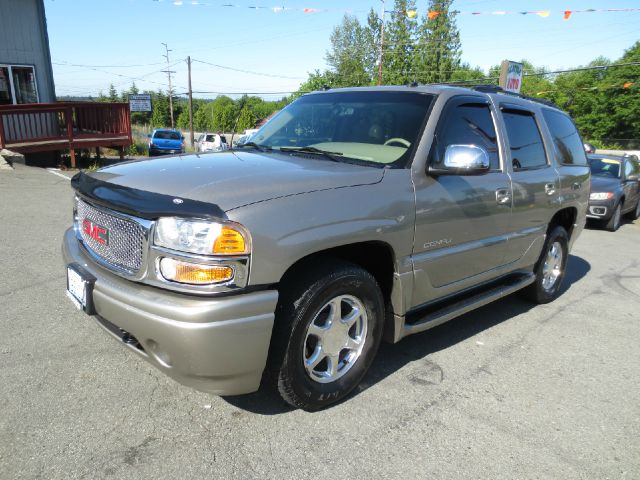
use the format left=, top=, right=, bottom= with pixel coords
left=412, top=96, right=512, bottom=307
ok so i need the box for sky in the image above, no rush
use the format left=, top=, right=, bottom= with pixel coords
left=44, top=0, right=640, bottom=100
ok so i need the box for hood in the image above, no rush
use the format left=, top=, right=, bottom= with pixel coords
left=87, top=151, right=384, bottom=212
left=590, top=175, right=621, bottom=193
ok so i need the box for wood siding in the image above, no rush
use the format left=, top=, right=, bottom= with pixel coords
left=0, top=0, right=55, bottom=103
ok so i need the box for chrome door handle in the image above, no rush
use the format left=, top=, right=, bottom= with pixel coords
left=545, top=183, right=556, bottom=196
left=496, top=188, right=511, bottom=205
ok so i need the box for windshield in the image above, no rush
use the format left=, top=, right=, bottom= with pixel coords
left=154, top=131, right=181, bottom=140
left=589, top=157, right=621, bottom=178
left=250, top=91, right=434, bottom=167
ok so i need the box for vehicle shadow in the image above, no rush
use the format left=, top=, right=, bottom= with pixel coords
left=222, top=254, right=591, bottom=415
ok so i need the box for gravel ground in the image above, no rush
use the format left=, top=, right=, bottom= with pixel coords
left=1, top=164, right=639, bottom=480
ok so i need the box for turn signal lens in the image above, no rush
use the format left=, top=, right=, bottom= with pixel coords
left=159, top=258, right=234, bottom=285
left=213, top=226, right=247, bottom=254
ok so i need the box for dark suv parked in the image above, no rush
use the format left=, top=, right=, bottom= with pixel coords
left=587, top=154, right=640, bottom=231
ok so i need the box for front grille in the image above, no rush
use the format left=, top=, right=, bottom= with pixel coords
left=76, top=199, right=146, bottom=273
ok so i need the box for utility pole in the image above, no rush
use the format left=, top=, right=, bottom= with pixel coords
left=187, top=56, right=194, bottom=148
left=161, top=42, right=175, bottom=128
left=377, top=0, right=386, bottom=86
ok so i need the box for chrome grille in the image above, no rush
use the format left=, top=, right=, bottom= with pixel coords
left=76, top=199, right=145, bottom=273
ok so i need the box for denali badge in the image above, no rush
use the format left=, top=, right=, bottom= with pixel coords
left=82, top=219, right=109, bottom=245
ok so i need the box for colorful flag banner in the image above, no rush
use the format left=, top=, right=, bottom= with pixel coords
left=150, top=1, right=640, bottom=19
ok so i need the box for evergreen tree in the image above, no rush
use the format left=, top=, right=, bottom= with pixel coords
left=382, top=0, right=418, bottom=85
left=107, top=83, right=119, bottom=102
left=414, top=0, right=461, bottom=83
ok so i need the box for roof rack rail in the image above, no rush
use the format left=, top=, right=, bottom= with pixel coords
left=470, top=84, right=560, bottom=109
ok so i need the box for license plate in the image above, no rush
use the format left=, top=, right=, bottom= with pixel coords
left=66, top=263, right=96, bottom=314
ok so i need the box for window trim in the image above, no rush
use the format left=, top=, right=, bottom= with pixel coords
left=0, top=63, right=40, bottom=105
left=500, top=105, right=550, bottom=172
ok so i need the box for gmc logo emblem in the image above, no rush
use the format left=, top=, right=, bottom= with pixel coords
left=82, top=219, right=109, bottom=245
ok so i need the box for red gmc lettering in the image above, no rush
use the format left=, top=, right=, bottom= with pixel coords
left=82, top=219, right=108, bottom=245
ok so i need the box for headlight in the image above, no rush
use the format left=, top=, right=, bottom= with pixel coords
left=589, top=192, right=614, bottom=200
left=154, top=217, right=250, bottom=255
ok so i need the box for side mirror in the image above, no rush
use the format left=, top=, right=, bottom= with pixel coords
left=430, top=144, right=491, bottom=176
left=146, top=134, right=151, bottom=138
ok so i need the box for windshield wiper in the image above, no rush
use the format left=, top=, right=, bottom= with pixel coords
left=279, top=146, right=343, bottom=162
left=234, top=142, right=271, bottom=152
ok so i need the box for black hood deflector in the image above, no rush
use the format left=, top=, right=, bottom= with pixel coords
left=71, top=171, right=227, bottom=220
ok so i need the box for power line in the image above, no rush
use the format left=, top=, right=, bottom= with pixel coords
left=191, top=59, right=305, bottom=80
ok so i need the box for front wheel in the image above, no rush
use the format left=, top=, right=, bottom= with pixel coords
left=605, top=203, right=622, bottom=231
left=269, top=260, right=384, bottom=411
left=522, top=225, right=569, bottom=304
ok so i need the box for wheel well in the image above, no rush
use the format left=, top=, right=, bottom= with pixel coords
left=279, top=242, right=396, bottom=303
left=549, top=207, right=577, bottom=239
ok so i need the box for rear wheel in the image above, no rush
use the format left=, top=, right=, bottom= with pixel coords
left=605, top=203, right=622, bottom=231
left=523, top=225, right=569, bottom=304
left=269, top=260, right=384, bottom=411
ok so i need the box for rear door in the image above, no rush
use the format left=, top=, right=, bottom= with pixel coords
left=496, top=104, right=560, bottom=265
left=412, top=95, right=512, bottom=302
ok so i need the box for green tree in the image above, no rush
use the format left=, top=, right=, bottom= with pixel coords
left=107, top=83, right=119, bottom=102
left=150, top=90, right=170, bottom=128
left=414, top=0, right=461, bottom=83
left=326, top=14, right=375, bottom=87
left=383, top=0, right=418, bottom=85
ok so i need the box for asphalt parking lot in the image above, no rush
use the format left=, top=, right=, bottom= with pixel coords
left=1, top=164, right=639, bottom=480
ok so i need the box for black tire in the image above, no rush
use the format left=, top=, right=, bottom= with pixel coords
left=268, top=259, right=384, bottom=411
left=522, top=225, right=569, bottom=304
left=605, top=203, right=622, bottom=231
left=624, top=198, right=640, bottom=221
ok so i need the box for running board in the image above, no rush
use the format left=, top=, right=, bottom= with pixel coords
left=400, top=273, right=535, bottom=340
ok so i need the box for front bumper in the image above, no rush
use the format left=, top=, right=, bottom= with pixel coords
left=586, top=200, right=614, bottom=220
left=62, top=228, right=278, bottom=395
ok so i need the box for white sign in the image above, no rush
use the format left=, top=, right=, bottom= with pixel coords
left=129, top=94, right=152, bottom=112
left=499, top=60, right=524, bottom=94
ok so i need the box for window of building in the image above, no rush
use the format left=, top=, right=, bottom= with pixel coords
left=0, top=65, right=39, bottom=105
left=542, top=109, right=588, bottom=166
left=502, top=109, right=547, bottom=170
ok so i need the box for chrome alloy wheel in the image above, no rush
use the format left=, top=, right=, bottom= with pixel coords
left=542, top=241, right=564, bottom=291
left=303, top=295, right=368, bottom=384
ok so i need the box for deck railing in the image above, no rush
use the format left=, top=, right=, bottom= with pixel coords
left=0, top=102, right=132, bottom=167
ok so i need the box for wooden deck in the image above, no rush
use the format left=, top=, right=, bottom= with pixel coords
left=0, top=102, right=132, bottom=167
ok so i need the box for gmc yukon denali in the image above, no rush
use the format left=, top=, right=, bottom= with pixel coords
left=62, top=85, right=590, bottom=410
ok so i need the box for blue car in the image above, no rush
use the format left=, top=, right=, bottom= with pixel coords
left=148, top=129, right=185, bottom=156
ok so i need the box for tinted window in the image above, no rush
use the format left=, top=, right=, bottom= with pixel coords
left=205, top=135, right=216, bottom=142
left=154, top=131, right=181, bottom=140
left=502, top=110, right=547, bottom=170
left=220, top=135, right=227, bottom=143
left=436, top=103, right=500, bottom=170
left=542, top=109, right=587, bottom=166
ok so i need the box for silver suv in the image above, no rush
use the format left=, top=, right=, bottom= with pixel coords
left=62, top=85, right=590, bottom=410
